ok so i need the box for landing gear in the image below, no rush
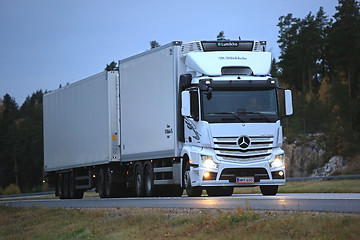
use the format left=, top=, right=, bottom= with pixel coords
left=69, top=172, right=84, bottom=199
left=58, top=172, right=84, bottom=199
left=260, top=185, right=278, bottom=196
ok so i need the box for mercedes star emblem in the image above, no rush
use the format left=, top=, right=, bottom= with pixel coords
left=238, top=136, right=251, bottom=149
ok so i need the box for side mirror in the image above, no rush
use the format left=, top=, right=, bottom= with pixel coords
left=181, top=91, right=191, bottom=117
left=285, top=90, right=293, bottom=116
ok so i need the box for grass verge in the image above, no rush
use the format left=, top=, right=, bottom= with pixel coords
left=0, top=206, right=359, bottom=239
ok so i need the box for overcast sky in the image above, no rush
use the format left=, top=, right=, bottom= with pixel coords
left=0, top=0, right=338, bottom=105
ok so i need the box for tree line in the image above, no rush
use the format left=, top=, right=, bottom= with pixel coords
left=0, top=0, right=359, bottom=192
left=0, top=91, right=44, bottom=192
left=274, top=0, right=360, bottom=160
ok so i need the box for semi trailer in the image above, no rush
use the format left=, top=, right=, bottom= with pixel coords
left=43, top=40, right=293, bottom=199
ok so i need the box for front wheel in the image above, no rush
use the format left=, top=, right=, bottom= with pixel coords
left=260, top=185, right=278, bottom=196
left=184, top=162, right=202, bottom=197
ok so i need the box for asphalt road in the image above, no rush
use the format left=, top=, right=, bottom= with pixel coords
left=1, top=193, right=360, bottom=213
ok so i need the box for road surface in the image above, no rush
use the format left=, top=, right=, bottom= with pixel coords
left=1, top=193, right=360, bottom=213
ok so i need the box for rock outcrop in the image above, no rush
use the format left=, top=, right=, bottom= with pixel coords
left=283, top=138, right=325, bottom=177
left=311, top=156, right=349, bottom=177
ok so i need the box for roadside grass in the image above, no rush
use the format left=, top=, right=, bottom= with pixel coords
left=0, top=206, right=359, bottom=239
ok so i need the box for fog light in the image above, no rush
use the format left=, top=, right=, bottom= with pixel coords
left=279, top=171, right=284, bottom=177
left=203, top=171, right=210, bottom=178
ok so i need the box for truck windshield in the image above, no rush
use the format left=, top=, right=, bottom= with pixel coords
left=201, top=89, right=279, bottom=123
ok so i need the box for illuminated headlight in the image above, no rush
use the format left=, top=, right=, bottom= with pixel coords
left=201, top=155, right=218, bottom=169
left=271, top=154, right=285, bottom=168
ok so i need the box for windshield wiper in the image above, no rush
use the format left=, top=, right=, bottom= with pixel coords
left=238, top=111, right=271, bottom=122
left=207, top=112, right=245, bottom=122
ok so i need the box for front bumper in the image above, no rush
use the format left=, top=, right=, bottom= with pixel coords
left=189, top=148, right=286, bottom=188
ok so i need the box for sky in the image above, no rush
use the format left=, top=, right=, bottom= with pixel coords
left=0, top=0, right=338, bottom=106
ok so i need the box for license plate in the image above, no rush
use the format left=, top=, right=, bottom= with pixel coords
left=236, top=177, right=254, bottom=184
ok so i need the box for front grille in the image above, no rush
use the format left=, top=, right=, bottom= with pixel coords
left=213, top=136, right=273, bottom=162
left=220, top=168, right=269, bottom=182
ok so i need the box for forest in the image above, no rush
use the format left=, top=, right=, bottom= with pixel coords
left=0, top=0, right=359, bottom=193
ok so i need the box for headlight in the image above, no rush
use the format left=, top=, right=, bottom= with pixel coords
left=201, top=155, right=218, bottom=169
left=271, top=154, right=284, bottom=168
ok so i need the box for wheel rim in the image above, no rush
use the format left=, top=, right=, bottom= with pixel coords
left=184, top=171, right=190, bottom=189
left=105, top=170, right=111, bottom=196
left=136, top=173, right=142, bottom=195
left=145, top=173, right=151, bottom=193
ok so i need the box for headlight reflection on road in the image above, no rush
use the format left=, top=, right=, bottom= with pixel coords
left=200, top=198, right=221, bottom=208
left=278, top=199, right=288, bottom=210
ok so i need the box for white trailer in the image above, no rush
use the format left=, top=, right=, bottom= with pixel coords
left=43, top=40, right=293, bottom=199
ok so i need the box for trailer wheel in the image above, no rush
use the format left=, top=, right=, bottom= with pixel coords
left=105, top=167, right=120, bottom=198
left=69, top=171, right=84, bottom=199
left=58, top=174, right=65, bottom=199
left=184, top=162, right=202, bottom=197
left=206, top=187, right=233, bottom=197
left=134, top=163, right=144, bottom=197
left=63, top=173, right=70, bottom=199
left=97, top=168, right=106, bottom=198
left=144, top=162, right=154, bottom=197
left=260, top=185, right=278, bottom=196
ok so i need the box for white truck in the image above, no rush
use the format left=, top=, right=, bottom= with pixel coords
left=43, top=40, right=293, bottom=199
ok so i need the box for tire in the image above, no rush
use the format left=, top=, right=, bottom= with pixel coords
left=134, top=163, right=144, bottom=197
left=260, top=185, right=278, bottom=196
left=184, top=162, right=202, bottom=197
left=206, top=187, right=233, bottom=197
left=69, top=172, right=84, bottom=199
left=97, top=168, right=106, bottom=198
left=58, top=174, right=65, bottom=199
left=105, top=167, right=119, bottom=198
left=63, top=173, right=70, bottom=199
left=144, top=162, right=154, bottom=197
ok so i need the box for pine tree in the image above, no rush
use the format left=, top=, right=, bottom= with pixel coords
left=150, top=41, right=160, bottom=49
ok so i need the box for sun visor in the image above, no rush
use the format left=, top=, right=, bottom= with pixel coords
left=185, top=51, right=272, bottom=76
